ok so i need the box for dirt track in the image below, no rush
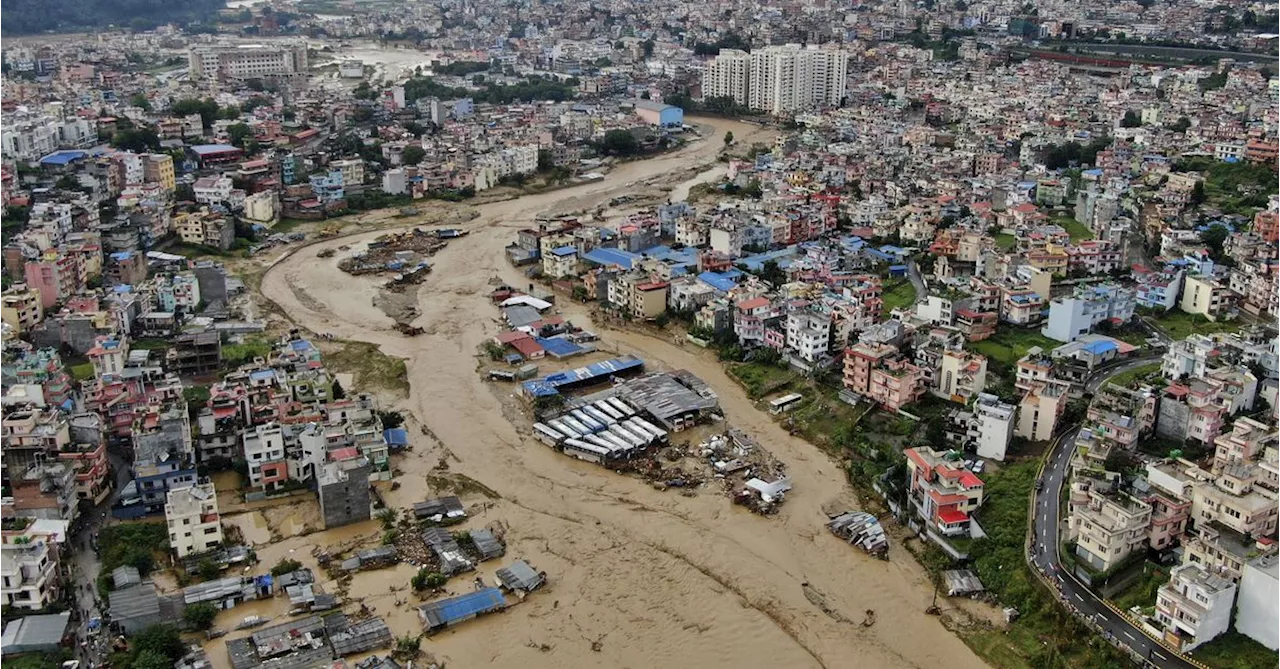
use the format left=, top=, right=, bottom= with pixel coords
left=252, top=117, right=995, bottom=669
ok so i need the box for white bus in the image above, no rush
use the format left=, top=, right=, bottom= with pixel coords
left=768, top=393, right=804, bottom=415
left=582, top=405, right=616, bottom=427
left=564, top=439, right=610, bottom=463
left=532, top=423, right=565, bottom=447
left=593, top=400, right=625, bottom=421
left=607, top=397, right=636, bottom=417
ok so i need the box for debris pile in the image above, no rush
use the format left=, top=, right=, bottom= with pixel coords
left=826, top=511, right=889, bottom=558
left=699, top=429, right=791, bottom=514
left=338, top=228, right=450, bottom=276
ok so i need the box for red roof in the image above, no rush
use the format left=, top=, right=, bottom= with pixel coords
left=737, top=297, right=770, bottom=310
left=494, top=331, right=530, bottom=344
left=937, top=508, right=969, bottom=525
left=510, top=337, right=543, bottom=357
left=329, top=447, right=359, bottom=462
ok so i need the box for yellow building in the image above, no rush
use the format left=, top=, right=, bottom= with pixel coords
left=1179, top=274, right=1232, bottom=322
left=1, top=285, right=44, bottom=334
left=144, top=154, right=176, bottom=192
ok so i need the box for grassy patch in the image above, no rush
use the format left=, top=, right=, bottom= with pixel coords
left=968, top=328, right=1059, bottom=371
left=1055, top=216, right=1095, bottom=242
left=222, top=338, right=272, bottom=369
left=425, top=473, right=500, bottom=499
left=1192, top=630, right=1279, bottom=669
left=993, top=233, right=1018, bottom=251
left=325, top=340, right=410, bottom=394
left=69, top=362, right=95, bottom=382
left=1104, top=363, right=1162, bottom=389
left=1109, top=563, right=1167, bottom=611
left=96, top=522, right=170, bottom=601
left=948, top=459, right=1131, bottom=669
left=881, top=278, right=918, bottom=315
left=3, top=650, right=76, bottom=669
left=1175, top=157, right=1279, bottom=216
left=727, top=361, right=796, bottom=399
left=787, top=387, right=866, bottom=449
left=271, top=218, right=313, bottom=234
left=1146, top=311, right=1240, bottom=341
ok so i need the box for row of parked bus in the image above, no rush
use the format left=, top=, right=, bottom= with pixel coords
left=532, top=398, right=669, bottom=464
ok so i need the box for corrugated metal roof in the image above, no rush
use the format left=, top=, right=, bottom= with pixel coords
left=418, top=588, right=506, bottom=629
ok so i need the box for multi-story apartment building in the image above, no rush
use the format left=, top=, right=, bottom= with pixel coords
left=188, top=43, right=309, bottom=81
left=843, top=341, right=924, bottom=411
left=0, top=540, right=61, bottom=611
left=243, top=422, right=289, bottom=491
left=904, top=446, right=986, bottom=538
left=1190, top=463, right=1278, bottom=540
left=165, top=481, right=223, bottom=559
left=1213, top=417, right=1277, bottom=472
left=24, top=248, right=84, bottom=309
left=935, top=349, right=988, bottom=403
left=1, top=284, right=44, bottom=334
left=967, top=393, right=1017, bottom=461
left=1016, top=378, right=1071, bottom=442
left=784, top=310, right=832, bottom=364
left=747, top=45, right=849, bottom=115
left=1145, top=460, right=1195, bottom=551
left=701, top=49, right=752, bottom=107
left=1069, top=484, right=1153, bottom=572
left=1155, top=563, right=1236, bottom=652
left=1180, top=274, right=1236, bottom=322
left=1235, top=553, right=1279, bottom=651
left=1042, top=283, right=1136, bottom=343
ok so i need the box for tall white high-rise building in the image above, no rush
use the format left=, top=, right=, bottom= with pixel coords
left=700, top=49, right=751, bottom=107
left=748, top=45, right=848, bottom=115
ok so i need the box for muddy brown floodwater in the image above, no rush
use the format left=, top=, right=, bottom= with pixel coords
left=253, top=118, right=995, bottom=669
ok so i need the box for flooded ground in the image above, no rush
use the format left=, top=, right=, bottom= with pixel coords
left=247, top=117, right=996, bottom=669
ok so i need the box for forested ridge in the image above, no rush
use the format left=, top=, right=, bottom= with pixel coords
left=2, top=0, right=226, bottom=35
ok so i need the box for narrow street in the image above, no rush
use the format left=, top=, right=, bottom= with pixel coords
left=1029, top=363, right=1197, bottom=669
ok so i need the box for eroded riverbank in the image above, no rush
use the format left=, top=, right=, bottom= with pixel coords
left=247, top=117, right=995, bottom=669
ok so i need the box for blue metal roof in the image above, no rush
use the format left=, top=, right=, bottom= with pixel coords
left=521, top=356, right=643, bottom=397
left=697, top=271, right=738, bottom=293
left=383, top=428, right=409, bottom=447
left=535, top=337, right=584, bottom=357
left=581, top=247, right=640, bottom=270
left=39, top=150, right=87, bottom=165
left=1083, top=340, right=1117, bottom=355
left=422, top=588, right=506, bottom=626
left=550, top=246, right=577, bottom=257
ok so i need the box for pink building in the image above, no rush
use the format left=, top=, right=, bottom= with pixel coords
left=24, top=250, right=83, bottom=308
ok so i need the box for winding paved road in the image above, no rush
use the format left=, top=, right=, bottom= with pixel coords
left=1030, top=358, right=1198, bottom=669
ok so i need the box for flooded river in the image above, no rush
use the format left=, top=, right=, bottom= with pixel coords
left=250, top=117, right=993, bottom=669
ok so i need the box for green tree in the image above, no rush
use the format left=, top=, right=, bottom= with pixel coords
left=171, top=98, right=221, bottom=129
left=195, top=558, right=220, bottom=581
left=599, top=129, right=638, bottom=156
left=537, top=148, right=554, bottom=172
left=129, top=93, right=152, bottom=111
left=1168, top=116, right=1191, bottom=133
left=130, top=625, right=185, bottom=664
left=402, top=145, right=426, bottom=166
left=183, top=602, right=218, bottom=630
left=723, top=131, right=734, bottom=147
left=1190, top=180, right=1207, bottom=205
left=642, top=39, right=655, bottom=58
left=133, top=650, right=172, bottom=669
left=270, top=558, right=303, bottom=576
left=111, top=127, right=161, bottom=152
left=1200, top=223, right=1229, bottom=259
left=226, top=123, right=254, bottom=148
left=331, top=379, right=346, bottom=400
left=1120, top=110, right=1141, bottom=128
